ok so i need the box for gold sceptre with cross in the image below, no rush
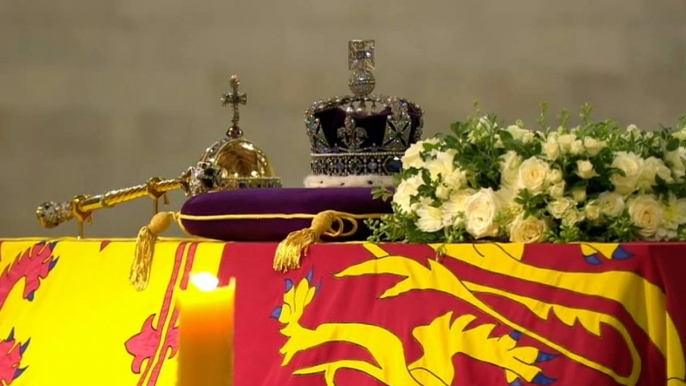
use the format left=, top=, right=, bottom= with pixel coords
left=36, top=75, right=281, bottom=238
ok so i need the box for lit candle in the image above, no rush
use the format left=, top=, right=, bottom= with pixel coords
left=178, top=273, right=235, bottom=386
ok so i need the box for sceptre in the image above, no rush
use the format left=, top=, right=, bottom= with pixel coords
left=36, top=75, right=281, bottom=238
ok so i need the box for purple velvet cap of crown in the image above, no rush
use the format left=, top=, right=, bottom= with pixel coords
left=180, top=187, right=392, bottom=242
left=312, top=105, right=423, bottom=154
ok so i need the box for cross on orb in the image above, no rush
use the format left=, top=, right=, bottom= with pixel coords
left=221, top=75, right=247, bottom=139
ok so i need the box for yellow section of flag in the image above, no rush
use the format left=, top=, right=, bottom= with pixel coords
left=0, top=238, right=224, bottom=386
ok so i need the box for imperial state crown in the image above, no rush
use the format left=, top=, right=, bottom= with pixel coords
left=304, top=40, right=424, bottom=188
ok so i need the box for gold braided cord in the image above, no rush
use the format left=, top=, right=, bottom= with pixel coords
left=174, top=213, right=195, bottom=237
left=272, top=210, right=383, bottom=273
left=177, top=212, right=386, bottom=221
left=131, top=212, right=177, bottom=291
left=131, top=226, right=155, bottom=291
left=130, top=210, right=386, bottom=284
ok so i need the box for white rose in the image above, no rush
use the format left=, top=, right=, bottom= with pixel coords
left=628, top=195, right=663, bottom=238
left=543, top=142, right=560, bottom=161
left=656, top=228, right=677, bottom=241
left=665, top=148, right=686, bottom=179
left=500, top=195, right=524, bottom=219
left=548, top=169, right=563, bottom=184
left=493, top=134, right=504, bottom=148
left=401, top=138, right=438, bottom=169
left=443, top=168, right=467, bottom=189
left=557, top=134, right=576, bottom=154
left=477, top=116, right=495, bottom=130
left=657, top=196, right=686, bottom=239
left=495, top=187, right=518, bottom=209
left=442, top=188, right=475, bottom=227
left=562, top=208, right=585, bottom=227
left=674, top=127, right=686, bottom=140
left=500, top=151, right=522, bottom=189
left=570, top=140, right=585, bottom=155
left=435, top=184, right=451, bottom=200
left=393, top=175, right=424, bottom=213
left=572, top=188, right=587, bottom=203
left=675, top=199, right=686, bottom=225
left=584, top=200, right=601, bottom=221
left=416, top=202, right=445, bottom=233
left=611, top=152, right=644, bottom=194
left=639, top=157, right=674, bottom=191
left=517, top=157, right=550, bottom=194
left=576, top=160, right=596, bottom=179
left=597, top=192, right=626, bottom=217
left=626, top=124, right=639, bottom=135
left=464, top=188, right=501, bottom=239
left=547, top=198, right=576, bottom=219
left=509, top=214, right=548, bottom=243
left=583, top=137, right=606, bottom=157
left=548, top=182, right=565, bottom=199
left=506, top=125, right=535, bottom=144
left=425, top=149, right=458, bottom=181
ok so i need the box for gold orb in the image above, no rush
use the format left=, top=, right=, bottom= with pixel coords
left=199, top=138, right=281, bottom=189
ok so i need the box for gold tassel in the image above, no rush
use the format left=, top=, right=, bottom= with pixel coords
left=273, top=210, right=358, bottom=273
left=131, top=211, right=176, bottom=291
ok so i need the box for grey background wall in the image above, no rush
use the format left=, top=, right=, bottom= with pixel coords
left=1, top=0, right=684, bottom=238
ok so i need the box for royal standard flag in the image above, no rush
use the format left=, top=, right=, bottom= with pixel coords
left=219, top=242, right=686, bottom=386
left=0, top=239, right=224, bottom=386
left=2, top=239, right=686, bottom=385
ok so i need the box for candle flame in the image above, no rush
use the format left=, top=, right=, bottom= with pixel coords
left=190, top=272, right=220, bottom=292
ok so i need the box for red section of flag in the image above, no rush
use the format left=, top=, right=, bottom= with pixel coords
left=100, top=241, right=111, bottom=251
left=217, top=243, right=686, bottom=386
left=0, top=242, right=58, bottom=308
left=0, top=242, right=58, bottom=385
left=0, top=328, right=28, bottom=385
left=126, top=242, right=199, bottom=386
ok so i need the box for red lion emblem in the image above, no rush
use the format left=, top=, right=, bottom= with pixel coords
left=0, top=241, right=58, bottom=307
left=0, top=241, right=59, bottom=384
left=0, top=329, right=29, bottom=384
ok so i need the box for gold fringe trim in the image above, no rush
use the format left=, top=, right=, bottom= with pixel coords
left=273, top=210, right=381, bottom=273
left=131, top=211, right=177, bottom=291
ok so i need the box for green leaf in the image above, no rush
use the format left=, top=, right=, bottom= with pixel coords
left=580, top=103, right=593, bottom=124
left=421, top=168, right=432, bottom=186
left=371, top=186, right=393, bottom=201
left=537, top=102, right=549, bottom=129
left=667, top=138, right=680, bottom=151
left=558, top=108, right=570, bottom=128
left=499, top=129, right=513, bottom=142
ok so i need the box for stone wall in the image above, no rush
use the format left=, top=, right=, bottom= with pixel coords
left=1, top=0, right=684, bottom=237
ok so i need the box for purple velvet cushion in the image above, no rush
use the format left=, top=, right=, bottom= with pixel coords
left=180, top=187, right=392, bottom=242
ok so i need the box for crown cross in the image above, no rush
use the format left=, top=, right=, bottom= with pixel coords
left=348, top=40, right=375, bottom=71
left=221, top=75, right=247, bottom=138
left=347, top=40, right=376, bottom=96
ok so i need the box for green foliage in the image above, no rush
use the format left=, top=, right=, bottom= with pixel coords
left=366, top=103, right=686, bottom=244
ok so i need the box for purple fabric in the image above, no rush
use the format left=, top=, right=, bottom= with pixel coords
left=180, top=187, right=392, bottom=242
left=312, top=106, right=422, bottom=154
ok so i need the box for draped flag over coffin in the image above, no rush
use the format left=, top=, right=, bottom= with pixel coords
left=1, top=240, right=685, bottom=386
left=221, top=242, right=686, bottom=386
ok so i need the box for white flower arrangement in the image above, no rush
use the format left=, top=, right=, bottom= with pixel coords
left=367, top=103, right=686, bottom=244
